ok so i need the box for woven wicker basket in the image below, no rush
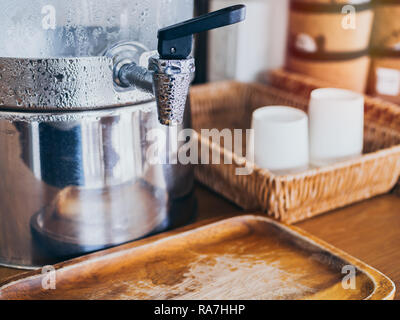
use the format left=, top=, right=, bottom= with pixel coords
left=190, top=79, right=400, bottom=224
left=268, top=68, right=400, bottom=197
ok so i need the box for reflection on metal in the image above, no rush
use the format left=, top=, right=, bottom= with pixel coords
left=0, top=1, right=198, bottom=269
left=107, top=42, right=196, bottom=126
left=149, top=56, right=195, bottom=126
left=0, top=57, right=154, bottom=111
left=0, top=102, right=195, bottom=268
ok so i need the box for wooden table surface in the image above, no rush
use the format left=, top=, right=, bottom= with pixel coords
left=1, top=184, right=400, bottom=300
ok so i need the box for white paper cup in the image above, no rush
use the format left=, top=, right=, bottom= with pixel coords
left=309, top=88, right=364, bottom=166
left=250, top=106, right=309, bottom=174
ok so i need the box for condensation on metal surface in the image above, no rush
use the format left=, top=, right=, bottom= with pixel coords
left=149, top=56, right=195, bottom=125
left=0, top=0, right=194, bottom=58
left=0, top=57, right=154, bottom=110
left=0, top=101, right=156, bottom=123
left=0, top=0, right=195, bottom=111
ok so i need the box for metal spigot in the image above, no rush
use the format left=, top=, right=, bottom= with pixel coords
left=109, top=5, right=246, bottom=126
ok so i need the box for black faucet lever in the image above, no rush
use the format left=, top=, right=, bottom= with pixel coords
left=158, top=4, right=246, bottom=59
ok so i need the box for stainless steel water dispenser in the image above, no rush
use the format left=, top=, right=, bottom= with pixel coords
left=0, top=1, right=246, bottom=268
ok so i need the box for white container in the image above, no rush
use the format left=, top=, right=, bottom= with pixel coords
left=309, top=88, right=364, bottom=166
left=250, top=106, right=309, bottom=174
left=208, top=0, right=289, bottom=82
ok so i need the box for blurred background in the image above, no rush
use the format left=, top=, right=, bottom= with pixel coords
left=194, top=0, right=400, bottom=105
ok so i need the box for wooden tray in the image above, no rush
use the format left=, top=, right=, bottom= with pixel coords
left=0, top=216, right=395, bottom=300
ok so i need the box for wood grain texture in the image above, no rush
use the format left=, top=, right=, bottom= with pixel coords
left=297, top=193, right=400, bottom=300
left=0, top=185, right=399, bottom=300
left=0, top=215, right=394, bottom=300
left=197, top=186, right=400, bottom=300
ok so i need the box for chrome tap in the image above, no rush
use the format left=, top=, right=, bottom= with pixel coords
left=107, top=5, right=246, bottom=126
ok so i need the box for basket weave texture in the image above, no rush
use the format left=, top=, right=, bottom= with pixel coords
left=190, top=76, right=400, bottom=223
